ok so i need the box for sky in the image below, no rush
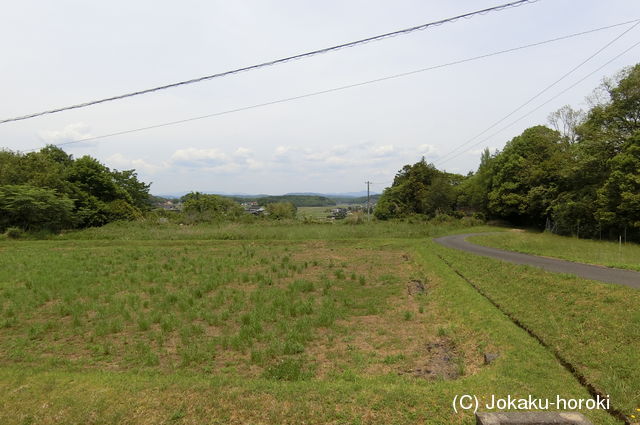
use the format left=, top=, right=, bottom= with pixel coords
left=1, top=0, right=639, bottom=196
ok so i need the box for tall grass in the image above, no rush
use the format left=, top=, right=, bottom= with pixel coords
left=54, top=218, right=492, bottom=241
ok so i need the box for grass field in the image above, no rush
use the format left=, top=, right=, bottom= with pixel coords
left=468, top=230, right=640, bottom=271
left=0, top=222, right=637, bottom=424
left=297, top=206, right=335, bottom=220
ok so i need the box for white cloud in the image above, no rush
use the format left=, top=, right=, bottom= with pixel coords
left=171, top=148, right=229, bottom=167
left=38, top=122, right=93, bottom=144
left=106, top=153, right=165, bottom=174
left=164, top=147, right=268, bottom=174
left=273, top=145, right=298, bottom=163
left=245, top=158, right=264, bottom=170
left=417, top=144, right=437, bottom=155
left=370, top=144, right=395, bottom=157
left=330, top=145, right=349, bottom=155
left=234, top=147, right=253, bottom=158
left=274, top=146, right=291, bottom=155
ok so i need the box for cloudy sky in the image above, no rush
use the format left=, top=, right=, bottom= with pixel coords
left=1, top=0, right=639, bottom=195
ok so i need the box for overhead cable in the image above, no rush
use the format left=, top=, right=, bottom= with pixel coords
left=22, top=20, right=634, bottom=152
left=435, top=19, right=640, bottom=165
left=436, top=38, right=640, bottom=166
left=0, top=0, right=537, bottom=125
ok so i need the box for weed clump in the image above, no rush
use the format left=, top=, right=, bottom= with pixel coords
left=263, top=357, right=313, bottom=381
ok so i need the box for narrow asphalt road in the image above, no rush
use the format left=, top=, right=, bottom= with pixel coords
left=434, top=233, right=640, bottom=289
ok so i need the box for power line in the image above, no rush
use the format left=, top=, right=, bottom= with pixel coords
left=435, top=19, right=640, bottom=166
left=437, top=38, right=640, bottom=167
left=22, top=20, right=634, bottom=152
left=0, top=0, right=537, bottom=125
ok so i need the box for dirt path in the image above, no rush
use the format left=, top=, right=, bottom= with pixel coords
left=434, top=233, right=640, bottom=289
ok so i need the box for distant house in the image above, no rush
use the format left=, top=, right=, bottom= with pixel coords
left=243, top=204, right=266, bottom=216
left=159, top=200, right=182, bottom=211
left=328, top=208, right=348, bottom=219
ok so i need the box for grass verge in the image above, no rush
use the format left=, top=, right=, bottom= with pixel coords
left=436, top=241, right=640, bottom=421
left=468, top=230, right=640, bottom=271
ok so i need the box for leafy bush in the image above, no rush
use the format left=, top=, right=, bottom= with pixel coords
left=4, top=227, right=23, bottom=239
left=344, top=212, right=365, bottom=225
left=0, top=146, right=150, bottom=232
left=181, top=192, right=243, bottom=223
left=105, top=199, right=143, bottom=221
left=265, top=202, right=297, bottom=220
left=0, top=185, right=75, bottom=232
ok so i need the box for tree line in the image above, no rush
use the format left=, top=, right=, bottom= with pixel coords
left=375, top=64, right=640, bottom=241
left=0, top=146, right=150, bottom=234
left=179, top=192, right=297, bottom=221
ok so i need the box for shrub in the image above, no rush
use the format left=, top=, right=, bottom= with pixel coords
left=344, top=212, right=365, bottom=225
left=265, top=202, right=297, bottom=220
left=0, top=185, right=75, bottom=232
left=181, top=192, right=243, bottom=223
left=4, top=226, right=23, bottom=239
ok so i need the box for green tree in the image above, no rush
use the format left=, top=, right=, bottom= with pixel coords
left=112, top=169, right=151, bottom=211
left=457, top=148, right=494, bottom=215
left=0, top=185, right=74, bottom=232
left=374, top=158, right=460, bottom=219
left=181, top=192, right=243, bottom=222
left=594, top=138, right=640, bottom=231
left=265, top=202, right=297, bottom=220
left=0, top=147, right=149, bottom=231
left=487, top=126, right=568, bottom=227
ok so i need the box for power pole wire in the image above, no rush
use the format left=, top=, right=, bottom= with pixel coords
left=21, top=20, right=633, bottom=153
left=436, top=38, right=640, bottom=167
left=435, top=19, right=640, bottom=166
left=0, top=0, right=537, bottom=125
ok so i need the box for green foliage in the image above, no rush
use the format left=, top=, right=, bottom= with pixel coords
left=105, top=199, right=144, bottom=222
left=0, top=185, right=75, bottom=232
left=4, top=227, right=24, bottom=239
left=181, top=192, right=243, bottom=223
left=0, top=146, right=149, bottom=233
left=374, top=158, right=461, bottom=220
left=454, top=64, right=640, bottom=240
left=486, top=125, right=568, bottom=227
left=344, top=211, right=365, bottom=224
left=265, top=202, right=297, bottom=220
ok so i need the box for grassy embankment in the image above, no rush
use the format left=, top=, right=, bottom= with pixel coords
left=435, top=238, right=640, bottom=422
left=0, top=221, right=636, bottom=424
left=468, top=231, right=640, bottom=271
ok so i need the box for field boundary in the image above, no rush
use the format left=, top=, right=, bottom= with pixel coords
left=437, top=254, right=630, bottom=425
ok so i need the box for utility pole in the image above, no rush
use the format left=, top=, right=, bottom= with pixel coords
left=365, top=181, right=371, bottom=221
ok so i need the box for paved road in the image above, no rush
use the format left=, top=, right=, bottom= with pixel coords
left=434, top=233, right=640, bottom=289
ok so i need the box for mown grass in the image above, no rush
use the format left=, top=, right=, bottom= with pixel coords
left=468, top=230, right=640, bottom=271
left=436, top=241, right=640, bottom=420
left=0, top=223, right=627, bottom=424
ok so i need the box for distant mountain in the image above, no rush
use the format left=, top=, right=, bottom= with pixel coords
left=285, top=191, right=380, bottom=198
left=153, top=191, right=270, bottom=199
left=153, top=190, right=381, bottom=199
left=154, top=192, right=187, bottom=199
